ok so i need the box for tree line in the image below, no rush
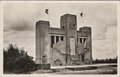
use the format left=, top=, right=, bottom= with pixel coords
left=92, top=57, right=117, bottom=64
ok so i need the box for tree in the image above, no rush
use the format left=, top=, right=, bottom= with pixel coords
left=3, top=44, right=37, bottom=73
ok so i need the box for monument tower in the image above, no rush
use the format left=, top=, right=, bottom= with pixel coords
left=35, top=14, right=92, bottom=69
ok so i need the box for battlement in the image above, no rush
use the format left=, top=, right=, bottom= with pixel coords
left=79, top=26, right=91, bottom=33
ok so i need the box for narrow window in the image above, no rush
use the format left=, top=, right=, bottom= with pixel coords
left=80, top=38, right=82, bottom=43
left=61, top=36, right=64, bottom=41
left=56, top=36, right=59, bottom=43
left=83, top=38, right=86, bottom=43
left=51, top=36, right=54, bottom=47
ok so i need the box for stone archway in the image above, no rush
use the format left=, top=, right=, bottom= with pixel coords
left=54, top=59, right=62, bottom=66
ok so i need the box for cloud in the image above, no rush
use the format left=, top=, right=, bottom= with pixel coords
left=92, top=26, right=117, bottom=59
left=7, top=20, right=33, bottom=32
left=4, top=3, right=43, bottom=32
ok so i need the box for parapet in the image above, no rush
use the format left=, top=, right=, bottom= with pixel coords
left=36, top=20, right=50, bottom=27
left=79, top=26, right=91, bottom=33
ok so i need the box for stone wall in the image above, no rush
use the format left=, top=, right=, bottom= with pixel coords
left=51, top=41, right=66, bottom=66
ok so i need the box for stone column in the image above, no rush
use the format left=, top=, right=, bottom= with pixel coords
left=54, top=36, right=56, bottom=44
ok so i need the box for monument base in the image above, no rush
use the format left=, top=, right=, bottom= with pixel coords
left=36, top=63, right=51, bottom=70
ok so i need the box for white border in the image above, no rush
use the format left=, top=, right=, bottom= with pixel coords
left=0, top=1, right=119, bottom=77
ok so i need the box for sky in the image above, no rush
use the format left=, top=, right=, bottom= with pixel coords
left=3, top=2, right=117, bottom=60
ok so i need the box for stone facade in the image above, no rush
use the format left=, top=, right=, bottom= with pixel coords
left=35, top=14, right=92, bottom=67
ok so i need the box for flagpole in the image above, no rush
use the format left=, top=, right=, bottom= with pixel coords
left=80, top=12, right=87, bottom=27
left=44, top=0, right=49, bottom=21
left=79, top=12, right=83, bottom=27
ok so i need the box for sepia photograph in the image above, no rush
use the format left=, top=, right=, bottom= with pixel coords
left=2, top=1, right=118, bottom=75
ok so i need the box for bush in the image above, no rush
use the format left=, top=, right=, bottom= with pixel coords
left=3, top=44, right=37, bottom=73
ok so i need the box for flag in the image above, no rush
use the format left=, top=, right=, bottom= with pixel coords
left=80, top=12, right=83, bottom=17
left=45, top=9, right=49, bottom=14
